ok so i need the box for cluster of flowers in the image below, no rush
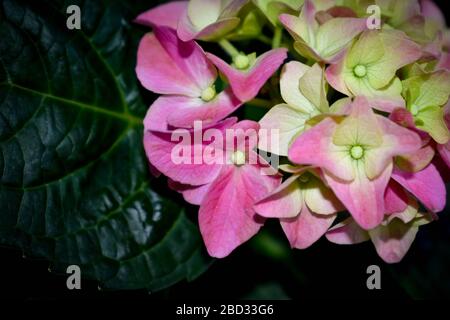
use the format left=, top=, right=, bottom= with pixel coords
left=136, top=0, right=450, bottom=263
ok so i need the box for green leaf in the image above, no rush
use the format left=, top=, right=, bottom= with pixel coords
left=0, top=0, right=211, bottom=290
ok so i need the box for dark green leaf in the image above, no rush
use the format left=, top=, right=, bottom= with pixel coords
left=0, top=0, right=210, bottom=290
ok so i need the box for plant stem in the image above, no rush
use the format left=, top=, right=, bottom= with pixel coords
left=247, top=98, right=273, bottom=108
left=257, top=35, right=272, bottom=46
left=218, top=39, right=240, bottom=57
left=272, top=27, right=283, bottom=49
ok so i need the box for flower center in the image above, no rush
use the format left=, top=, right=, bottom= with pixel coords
left=353, top=64, right=367, bottom=78
left=234, top=54, right=250, bottom=70
left=230, top=150, right=246, bottom=166
left=201, top=86, right=216, bottom=102
left=350, top=145, right=364, bottom=160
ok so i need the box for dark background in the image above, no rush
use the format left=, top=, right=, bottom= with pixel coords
left=1, top=0, right=450, bottom=300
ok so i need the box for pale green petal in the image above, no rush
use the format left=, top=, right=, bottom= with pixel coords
left=329, top=97, right=352, bottom=114
left=333, top=102, right=383, bottom=147
left=188, top=0, right=222, bottom=30
left=368, top=30, right=421, bottom=89
left=299, top=63, right=329, bottom=113
left=316, top=18, right=366, bottom=61
left=280, top=61, right=317, bottom=113
left=386, top=197, right=419, bottom=224
left=414, top=71, right=450, bottom=110
left=303, top=175, right=342, bottom=215
left=254, top=0, right=303, bottom=26
left=347, top=31, right=384, bottom=68
left=415, top=106, right=450, bottom=144
left=259, top=104, right=310, bottom=156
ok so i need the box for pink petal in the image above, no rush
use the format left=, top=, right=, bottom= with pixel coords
left=136, top=33, right=199, bottom=96
left=143, top=118, right=237, bottom=185
left=154, top=27, right=217, bottom=90
left=303, top=174, right=344, bottom=215
left=135, top=1, right=188, bottom=29
left=143, top=95, right=240, bottom=132
left=437, top=52, right=450, bottom=71
left=395, top=144, right=435, bottom=173
left=420, top=0, right=446, bottom=29
left=437, top=142, right=450, bottom=168
left=206, top=49, right=288, bottom=102
left=389, top=108, right=417, bottom=128
left=288, top=118, right=355, bottom=181
left=325, top=56, right=352, bottom=96
left=369, top=220, right=418, bottom=264
left=281, top=205, right=336, bottom=249
left=199, top=164, right=280, bottom=258
left=228, top=120, right=260, bottom=151
left=434, top=157, right=450, bottom=182
left=326, top=218, right=370, bottom=245
left=384, top=181, right=409, bottom=215
left=144, top=130, right=222, bottom=186
left=168, top=179, right=210, bottom=205
left=389, top=108, right=430, bottom=143
left=364, top=116, right=422, bottom=179
left=165, top=89, right=242, bottom=128
left=437, top=103, right=450, bottom=168
left=254, top=174, right=303, bottom=219
left=392, top=163, right=446, bottom=212
left=325, top=162, right=393, bottom=230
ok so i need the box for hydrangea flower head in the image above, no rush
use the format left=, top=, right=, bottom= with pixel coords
left=136, top=0, right=450, bottom=263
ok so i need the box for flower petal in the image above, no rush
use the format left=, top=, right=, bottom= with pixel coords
left=369, top=219, right=418, bottom=264
left=199, top=164, right=279, bottom=258
left=325, top=56, right=352, bottom=96
left=154, top=27, right=217, bottom=90
left=136, top=27, right=216, bottom=96
left=206, top=48, right=288, bottom=102
left=254, top=174, right=303, bottom=219
left=364, top=115, right=421, bottom=179
left=165, top=89, right=242, bottom=128
left=167, top=179, right=210, bottom=205
left=415, top=106, right=450, bottom=144
left=315, top=17, right=367, bottom=61
left=395, top=144, right=435, bottom=173
left=280, top=61, right=317, bottom=113
left=303, top=174, right=343, bottom=215
left=281, top=204, right=336, bottom=249
left=178, top=5, right=240, bottom=41
left=384, top=181, right=409, bottom=215
left=298, top=63, right=329, bottom=113
left=392, top=163, right=446, bottom=212
left=143, top=118, right=237, bottom=185
left=368, top=30, right=422, bottom=89
left=136, top=33, right=199, bottom=96
left=258, top=104, right=309, bottom=156
left=187, top=0, right=222, bottom=31
left=288, top=118, right=355, bottom=181
left=437, top=142, right=450, bottom=168
left=325, top=162, right=392, bottom=230
left=135, top=1, right=188, bottom=29
left=326, top=218, right=370, bottom=244
left=333, top=96, right=383, bottom=147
